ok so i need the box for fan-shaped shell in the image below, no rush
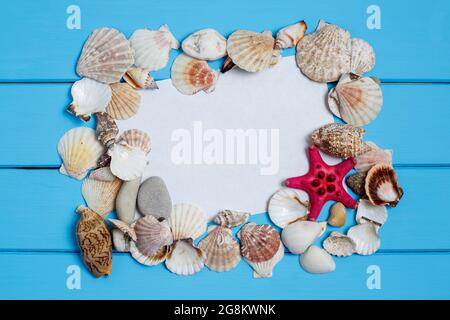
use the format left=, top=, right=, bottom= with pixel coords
left=237, top=223, right=280, bottom=263
left=299, top=245, right=336, bottom=274
left=118, top=129, right=151, bottom=154
left=275, top=21, right=307, bottom=49
left=182, top=28, right=227, bottom=60
left=246, top=242, right=285, bottom=278
left=134, top=215, right=173, bottom=256
left=198, top=226, right=241, bottom=272
left=95, top=112, right=118, bottom=148
left=350, top=38, right=375, bottom=75
left=214, top=210, right=250, bottom=228
left=281, top=220, right=326, bottom=254
left=58, top=127, right=105, bottom=180
left=106, top=83, right=141, bottom=120
left=268, top=188, right=309, bottom=228
left=356, top=199, right=388, bottom=226
left=355, top=144, right=392, bottom=173
left=169, top=203, right=206, bottom=241
left=130, top=241, right=169, bottom=266
left=123, top=67, right=158, bottom=90
left=227, top=30, right=280, bottom=72
left=323, top=232, right=355, bottom=257
left=76, top=28, right=134, bottom=84
left=165, top=240, right=205, bottom=276
left=112, top=229, right=131, bottom=252
left=365, top=164, right=403, bottom=207
left=109, top=142, right=147, bottom=181
left=347, top=222, right=380, bottom=256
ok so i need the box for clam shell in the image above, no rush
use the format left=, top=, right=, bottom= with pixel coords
left=118, top=129, right=151, bottom=154
left=95, top=112, right=118, bottom=148
left=356, top=199, right=388, bottom=226
left=130, top=241, right=169, bottom=266
left=226, top=30, right=281, bottom=72
left=135, top=215, right=173, bottom=256
left=214, top=210, right=250, bottom=228
left=76, top=206, right=112, bottom=278
left=112, top=229, right=131, bottom=252
left=328, top=202, right=346, bottom=227
left=275, top=21, right=307, bottom=49
left=123, top=67, right=158, bottom=90
left=58, top=127, right=105, bottom=180
left=347, top=222, right=380, bottom=255
left=130, top=25, right=179, bottom=71
left=299, top=245, right=336, bottom=274
left=365, top=164, right=403, bottom=207
left=355, top=144, right=392, bottom=173
left=350, top=38, right=375, bottom=75
left=109, top=142, right=147, bottom=181
left=323, top=232, right=355, bottom=257
left=268, top=188, right=309, bottom=228
left=237, top=222, right=280, bottom=263
left=169, top=203, right=206, bottom=241
left=165, top=239, right=205, bottom=276
left=198, top=226, right=241, bottom=272
left=247, top=242, right=285, bottom=279
left=182, top=28, right=227, bottom=60
left=137, top=176, right=172, bottom=219
left=171, top=54, right=219, bottom=95
left=106, top=83, right=141, bottom=120
left=281, top=220, right=326, bottom=254
left=76, top=28, right=134, bottom=84
left=116, top=177, right=141, bottom=224
left=346, top=171, right=367, bottom=196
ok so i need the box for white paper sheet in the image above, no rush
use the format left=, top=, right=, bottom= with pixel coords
left=118, top=56, right=334, bottom=218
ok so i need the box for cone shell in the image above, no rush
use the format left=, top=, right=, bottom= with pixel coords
left=130, top=241, right=169, bottom=266
left=365, top=164, right=403, bottom=207
left=198, top=226, right=241, bottom=272
left=106, top=83, right=141, bottom=120
left=109, top=142, right=147, bottom=181
left=112, top=229, right=131, bottom=252
left=169, top=203, right=206, bottom=241
left=182, top=28, right=227, bottom=60
left=268, top=188, right=309, bottom=228
left=58, top=127, right=105, bottom=180
left=323, top=232, right=355, bottom=257
left=134, top=215, right=173, bottom=256
left=118, top=129, right=151, bottom=154
left=95, top=112, right=118, bottom=148
left=165, top=239, right=205, bottom=276
left=346, top=171, right=367, bottom=196
left=299, top=245, right=336, bottom=274
left=355, top=144, right=392, bottom=173
left=227, top=30, right=280, bottom=72
left=214, top=210, right=250, bottom=228
left=281, top=220, right=326, bottom=254
left=238, top=223, right=280, bottom=263
left=356, top=199, right=388, bottom=226
left=350, top=38, right=375, bottom=75
left=247, top=242, right=285, bottom=279
left=76, top=28, right=134, bottom=84
left=76, top=206, right=112, bottom=278
left=123, top=67, right=158, bottom=90
left=347, top=222, right=380, bottom=256
left=275, top=21, right=307, bottom=49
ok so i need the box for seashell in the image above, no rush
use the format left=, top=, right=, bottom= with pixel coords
left=246, top=242, right=284, bottom=279
left=268, top=188, right=309, bottom=228
left=328, top=73, right=383, bottom=126
left=281, top=220, right=326, bottom=254
left=323, top=232, right=355, bottom=257
left=311, top=123, right=373, bottom=158
left=95, top=112, right=118, bottom=148
left=123, top=67, right=158, bottom=90
left=165, top=239, right=205, bottom=276
left=130, top=241, right=169, bottom=266
left=350, top=38, right=375, bottom=75
left=346, top=171, right=367, bottom=196
left=130, top=25, right=179, bottom=71
left=67, top=78, right=112, bottom=121
left=134, top=215, right=173, bottom=256
left=299, top=245, right=336, bottom=274
left=109, top=142, right=147, bottom=181
left=356, top=199, right=388, bottom=226
left=108, top=218, right=137, bottom=241
left=198, top=226, right=241, bottom=272
left=365, top=164, right=403, bottom=207
left=76, top=28, right=134, bottom=84
left=355, top=144, right=392, bottom=173
left=347, top=222, right=380, bottom=255
left=75, top=206, right=112, bottom=278
left=237, top=223, right=280, bottom=263
left=58, top=127, right=105, bottom=180
left=296, top=20, right=351, bottom=83
left=137, top=176, right=172, bottom=219
left=226, top=30, right=281, bottom=73
left=81, top=167, right=122, bottom=218
left=182, top=28, right=227, bottom=60
left=171, top=54, right=219, bottom=95
left=275, top=20, right=307, bottom=49
left=112, top=229, right=131, bottom=252
left=328, top=202, right=346, bottom=227
left=97, top=153, right=111, bottom=168
left=116, top=177, right=141, bottom=224
left=106, top=83, right=141, bottom=120
left=169, top=203, right=206, bottom=241
left=118, top=129, right=151, bottom=155
left=214, top=210, right=250, bottom=228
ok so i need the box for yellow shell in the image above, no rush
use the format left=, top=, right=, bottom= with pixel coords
left=123, top=67, right=158, bottom=90
left=106, top=83, right=141, bottom=120
left=328, top=202, right=346, bottom=227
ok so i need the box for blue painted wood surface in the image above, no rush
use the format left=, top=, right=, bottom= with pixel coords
left=0, top=0, right=449, bottom=299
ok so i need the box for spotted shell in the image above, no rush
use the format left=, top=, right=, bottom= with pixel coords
left=350, top=38, right=375, bottom=75
left=106, top=83, right=141, bottom=120
left=130, top=241, right=169, bottom=266
left=214, top=210, right=250, bottom=228
left=323, top=232, right=356, bottom=257
left=246, top=242, right=285, bottom=279
left=275, top=20, right=307, bottom=49
left=95, top=112, right=118, bottom=149
left=165, top=239, right=205, bottom=276
left=123, top=67, right=158, bottom=90
left=365, top=164, right=403, bottom=207
left=169, top=203, right=206, bottom=241
left=237, top=222, right=280, bottom=263
left=118, top=129, right=151, bottom=154
left=134, top=215, right=173, bottom=256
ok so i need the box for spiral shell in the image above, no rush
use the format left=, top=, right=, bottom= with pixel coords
left=365, top=164, right=403, bottom=207
left=169, top=204, right=206, bottom=241
left=95, top=112, right=118, bottom=148
left=275, top=21, right=307, bottom=49
left=123, top=67, right=158, bottom=90
left=214, top=210, right=250, bottom=228
left=134, top=215, right=173, bottom=256
left=106, top=83, right=141, bottom=120
left=237, top=223, right=280, bottom=263
left=165, top=239, right=205, bottom=276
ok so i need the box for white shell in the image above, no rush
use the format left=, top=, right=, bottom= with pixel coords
left=109, top=142, right=147, bottom=181
left=123, top=67, right=158, bottom=90
left=275, top=21, right=307, bottom=49
left=106, top=83, right=141, bottom=120
left=58, top=127, right=105, bottom=180
left=130, top=241, right=168, bottom=266
left=165, top=240, right=205, bottom=276
left=130, top=25, right=179, bottom=71
left=169, top=203, right=206, bottom=241
left=299, top=245, right=336, bottom=274
left=268, top=188, right=309, bottom=228
left=323, top=232, right=355, bottom=257
left=112, top=229, right=131, bottom=252
left=76, top=28, right=134, bottom=84
left=356, top=199, right=388, bottom=226
left=247, top=242, right=285, bottom=279
left=281, top=220, right=326, bottom=254
left=182, top=28, right=227, bottom=60
left=350, top=38, right=375, bottom=75
left=118, top=129, right=151, bottom=154
left=355, top=144, right=392, bottom=173
left=347, top=222, right=381, bottom=255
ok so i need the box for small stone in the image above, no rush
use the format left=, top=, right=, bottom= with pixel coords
left=116, top=177, right=141, bottom=224
left=328, top=202, right=346, bottom=227
left=137, top=176, right=172, bottom=219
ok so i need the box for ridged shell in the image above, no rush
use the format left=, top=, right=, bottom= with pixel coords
left=130, top=25, right=179, bottom=71
left=134, top=215, right=173, bottom=256
left=299, top=245, right=336, bottom=274
left=81, top=167, right=122, bottom=217
left=58, top=127, right=105, bottom=180
left=275, top=21, right=307, bottom=49
left=214, top=210, right=250, bottom=228
left=347, top=222, right=380, bottom=256
left=76, top=28, right=134, bottom=84
left=123, top=67, right=158, bottom=90
left=165, top=240, right=205, bottom=276
left=246, top=242, right=285, bottom=278
left=109, top=218, right=136, bottom=241
left=130, top=241, right=169, bottom=266
left=356, top=144, right=392, bottom=174
left=311, top=123, right=373, bottom=158
left=365, top=164, right=403, bottom=207
left=350, top=38, right=375, bottom=75
left=112, top=229, right=131, bottom=252
left=323, top=232, right=356, bottom=257
left=237, top=223, right=280, bottom=263
left=198, top=226, right=241, bottom=272
left=118, top=129, right=151, bottom=154
left=227, top=30, right=281, bottom=72
left=95, top=112, right=118, bottom=148
left=281, top=220, right=326, bottom=254
left=171, top=54, right=219, bottom=95
left=169, top=203, right=207, bottom=241
left=356, top=199, right=388, bottom=226
left=106, top=83, right=141, bottom=120
left=346, top=171, right=367, bottom=196
left=109, top=142, right=147, bottom=181
left=76, top=206, right=112, bottom=278
left=268, top=188, right=309, bottom=228
left=182, top=28, right=227, bottom=60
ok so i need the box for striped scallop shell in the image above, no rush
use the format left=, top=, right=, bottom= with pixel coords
left=214, top=210, right=250, bottom=228
left=118, top=129, right=151, bottom=155
left=275, top=20, right=307, bottom=49
left=165, top=239, right=205, bottom=276
left=350, top=38, right=375, bottom=75
left=169, top=203, right=206, bottom=241
left=58, top=127, right=105, bottom=180
left=365, top=164, right=403, bottom=207
left=134, top=215, right=173, bottom=256
left=323, top=232, right=356, bottom=257
left=130, top=241, right=169, bottom=266
left=347, top=222, right=380, bottom=256
left=109, top=142, right=147, bottom=181
left=355, top=144, right=392, bottom=173
left=268, top=188, right=309, bottom=228
left=95, top=112, right=118, bottom=148
left=246, top=242, right=284, bottom=278
left=76, top=28, right=134, bottom=84
left=106, top=83, right=141, bottom=120
left=123, top=67, right=158, bottom=90
left=237, top=223, right=280, bottom=263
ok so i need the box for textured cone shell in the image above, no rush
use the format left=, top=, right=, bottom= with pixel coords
left=238, top=223, right=280, bottom=263
left=169, top=203, right=206, bottom=241
left=106, top=83, right=141, bottom=120
left=247, top=242, right=285, bottom=278
left=76, top=206, right=112, bottom=278
left=275, top=21, right=307, bottom=49
left=214, top=210, right=250, bottom=228
left=227, top=30, right=280, bottom=72
left=355, top=144, right=392, bottom=173
left=356, top=199, right=388, bottom=226
left=299, top=245, right=336, bottom=274
left=76, top=28, right=134, bottom=84
left=350, top=38, right=375, bottom=75
left=134, top=216, right=173, bottom=256
left=58, top=127, right=105, bottom=180
left=95, top=112, right=118, bottom=148
left=130, top=241, right=169, bottom=266
left=268, top=188, right=309, bottom=228
left=365, top=164, right=403, bottom=207
left=119, top=129, right=151, bottom=154
left=323, top=232, right=355, bottom=257
left=347, top=222, right=380, bottom=256
left=112, top=229, right=131, bottom=252
left=123, top=67, right=158, bottom=90
left=165, top=240, right=205, bottom=276
left=198, top=226, right=241, bottom=272
left=109, top=143, right=147, bottom=181
left=181, top=28, right=227, bottom=60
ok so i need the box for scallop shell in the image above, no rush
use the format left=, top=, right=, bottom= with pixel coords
left=130, top=241, right=169, bottom=266
left=350, top=38, right=375, bottom=75
left=214, top=210, right=250, bottom=228
left=281, top=220, right=326, bottom=254
left=112, top=229, right=131, bottom=252
left=75, top=206, right=112, bottom=278
left=198, top=226, right=241, bottom=272
left=268, top=188, right=309, bottom=228
left=95, top=112, right=118, bottom=148
left=346, top=171, right=367, bottom=196
left=247, top=242, right=285, bottom=279
left=130, top=25, right=179, bottom=71
left=275, top=21, right=307, bottom=49
left=347, top=222, right=380, bottom=256
left=67, top=78, right=112, bottom=121
left=58, top=127, right=105, bottom=180
left=109, top=142, right=147, bottom=181
left=355, top=145, right=393, bottom=173
left=237, top=223, right=281, bottom=263
left=76, top=28, right=134, bottom=84
left=365, top=164, right=403, bottom=207
left=118, top=129, right=151, bottom=154
left=323, top=232, right=356, bottom=257
left=169, top=204, right=206, bottom=241
left=171, top=54, right=219, bottom=95
left=226, top=30, right=281, bottom=72
left=356, top=199, right=388, bottom=226
left=296, top=20, right=351, bottom=83
left=165, top=239, right=205, bottom=276
left=311, top=123, right=373, bottom=158
left=299, top=245, right=336, bottom=274
left=123, top=67, right=158, bottom=90
left=182, top=28, right=227, bottom=60
left=106, top=83, right=141, bottom=120
left=134, top=215, right=173, bottom=256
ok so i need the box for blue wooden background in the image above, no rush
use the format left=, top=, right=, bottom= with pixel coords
left=0, top=0, right=449, bottom=299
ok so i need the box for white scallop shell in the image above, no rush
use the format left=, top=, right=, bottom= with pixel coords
left=299, top=245, right=336, bottom=274
left=106, top=83, right=141, bottom=120
left=355, top=144, right=392, bottom=173
left=109, top=142, right=147, bottom=181
left=165, top=240, right=205, bottom=276
left=130, top=241, right=168, bottom=266
left=323, top=232, right=356, bottom=257
left=58, top=127, right=105, bottom=180
left=347, top=222, right=381, bottom=256
left=281, top=220, right=326, bottom=254
left=182, top=28, right=227, bottom=60
left=356, top=199, right=388, bottom=226
left=350, top=38, right=375, bottom=75
left=275, top=21, right=307, bottom=49
left=123, top=67, right=158, bottom=90
left=118, top=129, right=151, bottom=154
left=268, top=188, right=309, bottom=228
left=76, top=28, right=134, bottom=84
left=112, top=229, right=131, bottom=252
left=169, top=203, right=206, bottom=241
left=247, top=242, right=285, bottom=278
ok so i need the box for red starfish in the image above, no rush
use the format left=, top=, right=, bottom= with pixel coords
left=285, top=145, right=358, bottom=221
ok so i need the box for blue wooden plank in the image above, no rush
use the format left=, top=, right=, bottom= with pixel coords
left=0, top=0, right=449, bottom=81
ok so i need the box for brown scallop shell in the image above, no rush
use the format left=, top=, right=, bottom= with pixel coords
left=237, top=222, right=280, bottom=263
left=365, top=164, right=403, bottom=207
left=134, top=215, right=173, bottom=256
